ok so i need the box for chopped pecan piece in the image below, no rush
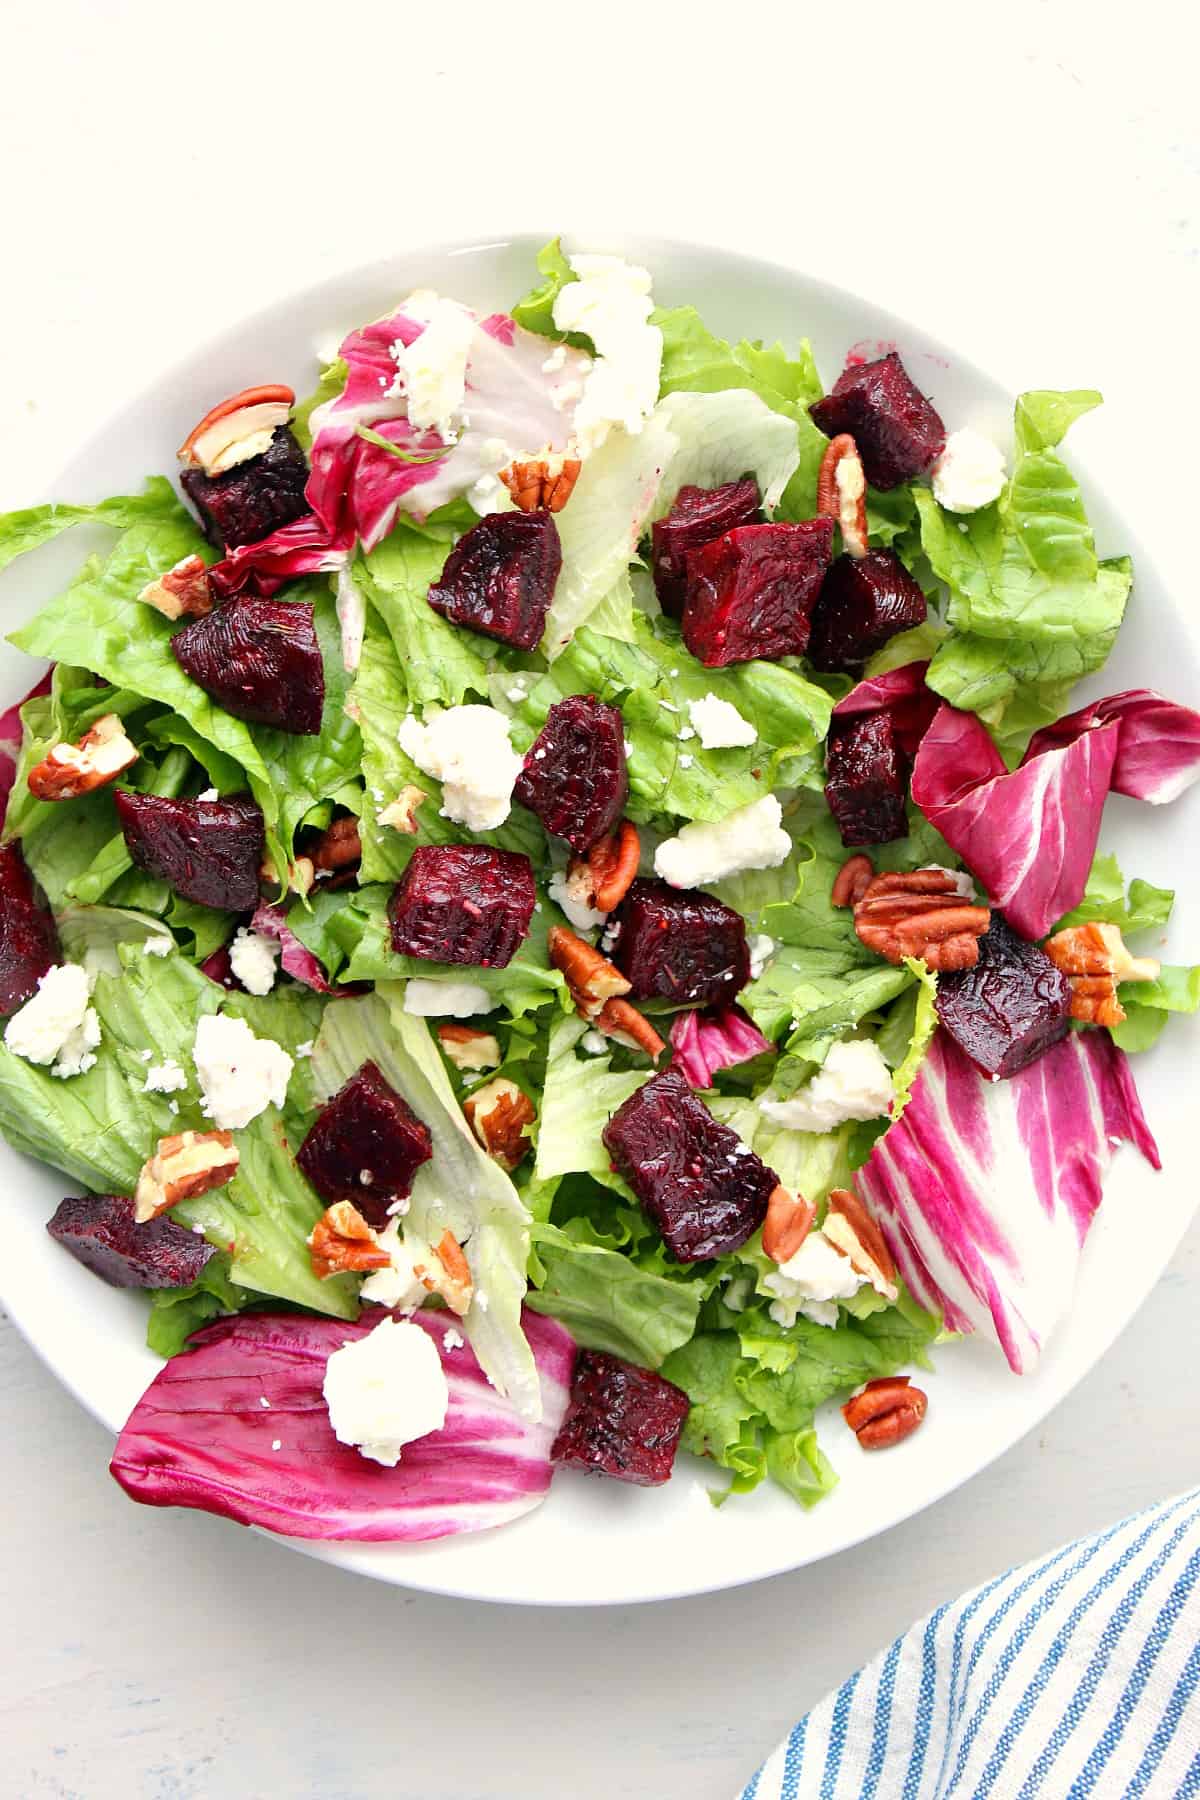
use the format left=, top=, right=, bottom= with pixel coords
left=570, top=819, right=641, bottom=913
left=499, top=454, right=582, bottom=513
left=307, top=1200, right=391, bottom=1280
left=413, top=1228, right=474, bottom=1316
left=138, top=553, right=215, bottom=621
left=463, top=1077, right=535, bottom=1170
left=816, top=433, right=869, bottom=559
left=1042, top=922, right=1161, bottom=1027
left=761, top=1185, right=816, bottom=1264
left=843, top=1375, right=928, bottom=1450
left=853, top=868, right=990, bottom=971
left=27, top=713, right=139, bottom=802
left=592, top=996, right=665, bottom=1060
left=824, top=1187, right=898, bottom=1302
left=178, top=384, right=296, bottom=478
left=311, top=816, right=361, bottom=872
left=547, top=925, right=631, bottom=1016
left=378, top=785, right=428, bottom=834
left=134, top=1129, right=239, bottom=1223
left=831, top=852, right=875, bottom=909
left=436, top=1023, right=502, bottom=1072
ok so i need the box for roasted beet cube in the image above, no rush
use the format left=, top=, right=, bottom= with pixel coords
left=180, top=426, right=312, bottom=551
left=935, top=914, right=1071, bottom=1079
left=114, top=790, right=265, bottom=912
left=681, top=519, right=834, bottom=667
left=47, top=1193, right=217, bottom=1289
left=427, top=511, right=561, bottom=651
left=513, top=695, right=628, bottom=852
left=825, top=713, right=909, bottom=846
left=807, top=549, right=928, bottom=674
left=612, top=879, right=750, bottom=1007
left=650, top=478, right=761, bottom=618
left=551, top=1349, right=690, bottom=1487
left=388, top=844, right=535, bottom=969
left=172, top=595, right=324, bottom=735
left=297, top=1060, right=432, bottom=1225
left=0, top=842, right=60, bottom=1016
left=603, top=1067, right=776, bottom=1261
left=809, top=353, right=946, bottom=491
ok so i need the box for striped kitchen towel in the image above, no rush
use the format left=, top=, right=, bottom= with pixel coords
left=737, top=1487, right=1200, bottom=1799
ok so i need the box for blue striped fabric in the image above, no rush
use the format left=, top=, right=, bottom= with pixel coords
left=737, top=1490, right=1200, bottom=1799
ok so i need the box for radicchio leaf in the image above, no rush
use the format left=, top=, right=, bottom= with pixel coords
left=669, top=1007, right=771, bottom=1089
left=856, top=1028, right=1159, bottom=1374
left=250, top=902, right=352, bottom=995
left=1024, top=688, right=1200, bottom=806
left=109, top=1306, right=575, bottom=1542
left=830, top=659, right=939, bottom=755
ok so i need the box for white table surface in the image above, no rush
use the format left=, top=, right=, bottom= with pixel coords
left=2, top=3, right=1198, bottom=1795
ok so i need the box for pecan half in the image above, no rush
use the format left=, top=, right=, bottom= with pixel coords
left=816, top=433, right=869, bottom=560
left=378, top=785, right=428, bottom=834
left=569, top=819, right=641, bottom=914
left=413, top=1228, right=474, bottom=1316
left=311, top=816, right=362, bottom=872
left=548, top=925, right=631, bottom=1016
left=134, top=1129, right=239, bottom=1223
left=436, top=1023, right=502, bottom=1071
left=762, top=1185, right=816, bottom=1264
left=463, top=1077, right=535, bottom=1170
left=499, top=454, right=582, bottom=513
left=831, top=852, right=875, bottom=909
left=853, top=869, right=990, bottom=971
left=843, top=1376, right=928, bottom=1450
left=1043, top=922, right=1160, bottom=1028
left=592, top=996, right=665, bottom=1060
left=138, top=553, right=214, bottom=621
left=178, top=383, right=295, bottom=477
left=27, top=714, right=139, bottom=801
left=308, top=1200, right=391, bottom=1280
left=824, top=1187, right=899, bottom=1302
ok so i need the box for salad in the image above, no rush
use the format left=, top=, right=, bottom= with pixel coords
left=0, top=239, right=1197, bottom=1546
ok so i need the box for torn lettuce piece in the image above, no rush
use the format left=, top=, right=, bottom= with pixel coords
left=0, top=477, right=186, bottom=572
left=526, top=1221, right=702, bottom=1368
left=534, top=1016, right=646, bottom=1186
left=355, top=524, right=494, bottom=711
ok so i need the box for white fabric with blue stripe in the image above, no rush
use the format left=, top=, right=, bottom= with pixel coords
left=736, top=1488, right=1200, bottom=1799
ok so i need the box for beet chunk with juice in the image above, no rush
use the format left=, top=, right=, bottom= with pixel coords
left=47, top=1193, right=218, bottom=1290
left=172, top=595, right=324, bottom=735
left=427, top=511, right=561, bottom=651
left=825, top=713, right=909, bottom=846
left=682, top=519, right=834, bottom=666
left=934, top=913, right=1071, bottom=1079
left=180, top=426, right=312, bottom=551
left=297, top=1061, right=433, bottom=1226
left=602, top=1067, right=777, bottom=1261
left=114, top=790, right=265, bottom=912
left=551, top=1349, right=690, bottom=1487
left=650, top=477, right=761, bottom=618
left=611, top=879, right=750, bottom=1007
left=388, top=844, right=536, bottom=969
left=0, top=842, right=60, bottom=1016
left=513, top=695, right=628, bottom=852
left=807, top=549, right=928, bottom=674
left=809, top=353, right=946, bottom=490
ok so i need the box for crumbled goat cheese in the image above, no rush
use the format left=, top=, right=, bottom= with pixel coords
left=196, top=787, right=218, bottom=801
left=227, top=927, right=280, bottom=997
left=552, top=254, right=663, bottom=456
left=760, top=1039, right=894, bottom=1134
left=581, top=1029, right=610, bottom=1055
left=143, top=1058, right=188, bottom=1095
left=678, top=753, right=694, bottom=769
left=322, top=1315, right=449, bottom=1467
left=443, top=1328, right=465, bottom=1351
left=398, top=705, right=522, bottom=833
left=687, top=692, right=757, bottom=750
left=142, top=934, right=173, bottom=957
left=192, top=1012, right=293, bottom=1131
left=359, top=1222, right=434, bottom=1314
left=749, top=934, right=775, bottom=980
left=295, top=1040, right=314, bottom=1059
left=762, top=1230, right=866, bottom=1329
left=654, top=796, right=790, bottom=888
left=402, top=978, right=493, bottom=1018
left=930, top=428, right=1007, bottom=514
left=388, top=295, right=476, bottom=441
left=4, top=964, right=100, bottom=1078
left=548, top=868, right=605, bottom=933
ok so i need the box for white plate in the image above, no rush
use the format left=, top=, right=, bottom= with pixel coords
left=1, top=235, right=1196, bottom=1607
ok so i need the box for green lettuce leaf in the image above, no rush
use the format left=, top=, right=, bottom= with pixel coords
left=293, top=358, right=349, bottom=452
left=356, top=526, right=492, bottom=711
left=308, top=989, right=539, bottom=1416
left=1053, top=853, right=1174, bottom=936
left=510, top=237, right=579, bottom=341
left=525, top=1223, right=702, bottom=1367
left=534, top=1017, right=646, bottom=1185
left=0, top=477, right=185, bottom=572
left=145, top=1251, right=250, bottom=1358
